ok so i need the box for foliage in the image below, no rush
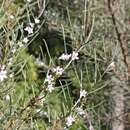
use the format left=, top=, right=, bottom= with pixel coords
left=0, top=0, right=126, bottom=130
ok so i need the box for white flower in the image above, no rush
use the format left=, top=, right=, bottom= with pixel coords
left=80, top=90, right=87, bottom=98
left=36, top=108, right=41, bottom=113
left=59, top=53, right=71, bottom=61
left=44, top=74, right=55, bottom=92
left=109, top=61, right=115, bottom=70
left=5, top=95, right=10, bottom=101
left=24, top=26, right=33, bottom=34
left=45, top=74, right=54, bottom=84
left=47, top=84, right=55, bottom=93
left=1, top=65, right=5, bottom=70
left=0, top=68, right=7, bottom=81
left=38, top=95, right=46, bottom=102
left=76, top=107, right=85, bottom=115
left=34, top=18, right=40, bottom=24
left=9, top=73, right=14, bottom=78
left=52, top=66, right=64, bottom=76
left=27, top=0, right=31, bottom=2
left=11, top=48, right=16, bottom=54
left=8, top=58, right=13, bottom=65
left=29, top=23, right=34, bottom=28
left=10, top=15, right=14, bottom=19
left=18, top=41, right=24, bottom=47
left=71, top=51, right=79, bottom=60
left=23, top=37, right=29, bottom=43
left=35, top=58, right=44, bottom=66
left=89, top=124, right=94, bottom=130
left=66, top=115, right=75, bottom=127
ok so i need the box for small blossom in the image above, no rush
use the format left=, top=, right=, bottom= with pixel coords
left=34, top=18, right=40, bottom=24
left=23, top=37, right=29, bottom=43
left=5, top=95, right=10, bottom=101
left=8, top=58, right=13, bottom=65
left=81, top=25, right=85, bottom=29
left=76, top=107, right=85, bottom=115
left=109, top=61, right=116, bottom=70
left=38, top=95, right=46, bottom=102
left=9, top=73, right=14, bottom=78
left=0, top=67, right=7, bottom=81
left=10, top=15, right=14, bottom=19
left=36, top=108, right=41, bottom=113
left=89, top=124, right=94, bottom=130
left=80, top=90, right=87, bottom=98
left=44, top=74, right=55, bottom=92
left=29, top=23, right=34, bottom=28
left=18, top=41, right=24, bottom=47
left=35, top=58, right=44, bottom=66
left=47, top=84, right=55, bottom=93
left=66, top=115, right=75, bottom=127
left=24, top=26, right=33, bottom=34
left=71, top=51, right=79, bottom=60
left=10, top=41, right=14, bottom=46
left=52, top=66, right=64, bottom=76
left=43, top=112, right=48, bottom=117
left=27, top=0, right=31, bottom=2
left=59, top=53, right=71, bottom=61
left=1, top=65, right=5, bottom=70
left=52, top=12, right=56, bottom=16
left=11, top=48, right=16, bottom=54
left=45, top=74, right=54, bottom=84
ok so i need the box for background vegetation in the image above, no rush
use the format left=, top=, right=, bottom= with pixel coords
left=0, top=0, right=130, bottom=130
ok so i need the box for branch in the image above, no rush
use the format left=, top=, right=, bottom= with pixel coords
left=108, top=0, right=130, bottom=78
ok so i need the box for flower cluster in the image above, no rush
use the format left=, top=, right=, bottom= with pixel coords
left=59, top=53, right=71, bottom=61
left=66, top=115, right=75, bottom=127
left=23, top=17, right=40, bottom=43
left=59, top=51, right=79, bottom=61
left=44, top=66, right=64, bottom=93
left=45, top=74, right=55, bottom=93
left=75, top=107, right=85, bottom=116
left=52, top=66, right=64, bottom=76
